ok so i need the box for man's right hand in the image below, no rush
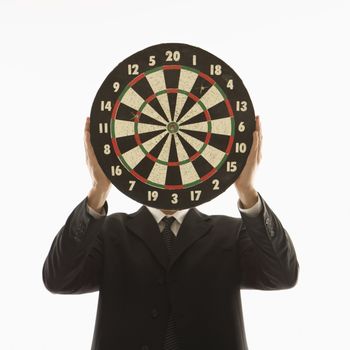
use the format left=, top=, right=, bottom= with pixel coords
left=84, top=117, right=111, bottom=213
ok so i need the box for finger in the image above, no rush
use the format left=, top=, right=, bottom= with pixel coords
left=256, top=116, right=263, bottom=163
left=255, top=115, right=261, bottom=132
left=254, top=116, right=261, bottom=150
left=248, top=130, right=259, bottom=163
left=256, top=115, right=263, bottom=141
left=258, top=116, right=263, bottom=141
left=257, top=137, right=262, bottom=164
left=84, top=118, right=93, bottom=155
left=84, top=117, right=91, bottom=141
left=254, top=130, right=259, bottom=155
left=85, top=116, right=90, bottom=133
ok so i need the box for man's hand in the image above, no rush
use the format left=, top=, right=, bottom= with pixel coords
left=234, top=116, right=262, bottom=209
left=84, top=117, right=111, bottom=212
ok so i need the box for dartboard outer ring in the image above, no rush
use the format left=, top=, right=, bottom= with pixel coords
left=90, top=43, right=255, bottom=210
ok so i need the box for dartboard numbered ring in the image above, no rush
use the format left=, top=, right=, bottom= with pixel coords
left=90, top=43, right=255, bottom=209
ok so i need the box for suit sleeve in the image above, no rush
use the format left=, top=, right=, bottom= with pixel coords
left=238, top=193, right=299, bottom=290
left=42, top=197, right=108, bottom=294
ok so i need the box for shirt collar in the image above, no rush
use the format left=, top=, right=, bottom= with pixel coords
left=145, top=205, right=190, bottom=225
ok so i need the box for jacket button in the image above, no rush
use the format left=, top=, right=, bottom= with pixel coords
left=141, top=345, right=149, bottom=350
left=151, top=308, right=159, bottom=318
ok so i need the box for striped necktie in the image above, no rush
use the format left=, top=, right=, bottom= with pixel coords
left=161, top=216, right=179, bottom=350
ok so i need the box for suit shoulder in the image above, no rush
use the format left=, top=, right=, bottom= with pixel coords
left=210, top=213, right=241, bottom=225
left=197, top=209, right=242, bottom=228
left=98, top=212, right=130, bottom=241
left=104, top=211, right=129, bottom=224
left=103, top=207, right=144, bottom=226
left=199, top=211, right=243, bottom=241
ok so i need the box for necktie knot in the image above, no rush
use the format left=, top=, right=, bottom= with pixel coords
left=162, top=216, right=176, bottom=229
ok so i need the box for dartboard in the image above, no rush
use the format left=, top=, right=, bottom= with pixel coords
left=90, top=43, right=255, bottom=209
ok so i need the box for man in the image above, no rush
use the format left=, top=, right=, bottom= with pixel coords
left=42, top=116, right=299, bottom=350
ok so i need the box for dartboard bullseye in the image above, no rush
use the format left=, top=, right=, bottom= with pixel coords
left=90, top=43, right=255, bottom=209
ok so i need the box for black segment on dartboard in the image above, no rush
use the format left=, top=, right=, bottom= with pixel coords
left=168, top=133, right=179, bottom=163
left=163, top=68, right=181, bottom=119
left=139, top=113, right=165, bottom=126
left=207, top=101, right=230, bottom=121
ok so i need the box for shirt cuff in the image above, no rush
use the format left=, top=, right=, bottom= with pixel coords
left=86, top=203, right=106, bottom=218
left=237, top=195, right=262, bottom=217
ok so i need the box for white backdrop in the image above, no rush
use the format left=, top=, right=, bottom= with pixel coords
left=1, top=0, right=349, bottom=349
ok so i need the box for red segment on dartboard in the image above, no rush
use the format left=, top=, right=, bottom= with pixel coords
left=128, top=73, right=145, bottom=87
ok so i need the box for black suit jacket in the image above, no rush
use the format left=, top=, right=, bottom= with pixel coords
left=42, top=194, right=299, bottom=350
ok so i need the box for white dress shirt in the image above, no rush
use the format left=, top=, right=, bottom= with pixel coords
left=86, top=197, right=263, bottom=236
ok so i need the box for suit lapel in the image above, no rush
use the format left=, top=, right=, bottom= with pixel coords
left=126, top=205, right=169, bottom=270
left=125, top=205, right=213, bottom=271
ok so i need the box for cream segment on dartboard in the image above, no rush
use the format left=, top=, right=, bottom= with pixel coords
left=146, top=70, right=172, bottom=122
left=180, top=117, right=232, bottom=136
left=173, top=69, right=198, bottom=122
left=114, top=120, right=166, bottom=138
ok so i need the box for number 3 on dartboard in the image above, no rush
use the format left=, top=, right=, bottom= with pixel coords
left=171, top=193, right=178, bottom=204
